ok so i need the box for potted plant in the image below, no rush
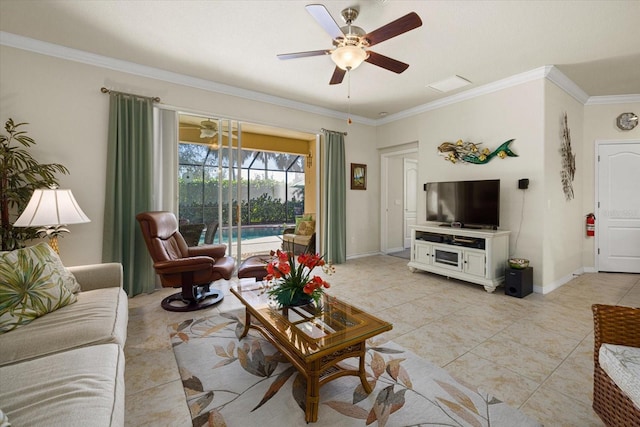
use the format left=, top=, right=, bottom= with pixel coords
left=0, top=118, right=68, bottom=251
left=265, top=249, right=334, bottom=307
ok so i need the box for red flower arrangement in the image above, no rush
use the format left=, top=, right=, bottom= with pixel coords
left=266, top=250, right=334, bottom=307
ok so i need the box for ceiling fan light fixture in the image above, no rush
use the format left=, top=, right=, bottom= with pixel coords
left=200, top=128, right=216, bottom=138
left=331, top=46, right=367, bottom=71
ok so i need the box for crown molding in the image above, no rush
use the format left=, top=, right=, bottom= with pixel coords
left=0, top=31, right=375, bottom=127
left=378, top=67, right=550, bottom=124
left=378, top=65, right=617, bottom=124
left=585, top=94, right=640, bottom=105
left=544, top=65, right=590, bottom=104
left=3, top=31, right=636, bottom=127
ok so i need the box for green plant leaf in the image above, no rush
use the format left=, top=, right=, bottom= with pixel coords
left=1, top=119, right=69, bottom=250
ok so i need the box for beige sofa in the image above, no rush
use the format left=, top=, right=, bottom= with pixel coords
left=0, top=262, right=128, bottom=426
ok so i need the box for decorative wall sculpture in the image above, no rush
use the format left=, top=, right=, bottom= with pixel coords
left=438, top=139, right=518, bottom=164
left=560, top=112, right=575, bottom=200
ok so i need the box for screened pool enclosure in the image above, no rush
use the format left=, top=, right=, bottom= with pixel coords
left=178, top=142, right=305, bottom=252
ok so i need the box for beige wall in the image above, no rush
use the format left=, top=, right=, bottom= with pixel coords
left=542, top=81, right=585, bottom=289
left=378, top=80, right=547, bottom=286
left=344, top=124, right=382, bottom=257
left=377, top=80, right=639, bottom=291
left=0, top=45, right=378, bottom=265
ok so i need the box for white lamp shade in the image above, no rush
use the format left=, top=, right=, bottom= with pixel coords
left=13, top=189, right=90, bottom=227
left=331, top=46, right=368, bottom=71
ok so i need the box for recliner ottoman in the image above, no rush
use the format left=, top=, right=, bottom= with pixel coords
left=237, top=255, right=272, bottom=281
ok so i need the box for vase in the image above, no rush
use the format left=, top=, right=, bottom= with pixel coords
left=286, top=291, right=313, bottom=307
left=272, top=287, right=313, bottom=308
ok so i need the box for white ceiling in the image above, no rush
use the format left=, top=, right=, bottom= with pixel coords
left=1, top=0, right=639, bottom=120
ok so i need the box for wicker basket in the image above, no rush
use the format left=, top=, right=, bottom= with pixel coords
left=592, top=304, right=640, bottom=426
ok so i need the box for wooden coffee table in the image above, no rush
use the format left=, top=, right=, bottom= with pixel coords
left=230, top=284, right=392, bottom=423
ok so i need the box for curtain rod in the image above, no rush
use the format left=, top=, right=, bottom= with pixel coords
left=100, top=87, right=160, bottom=103
left=320, top=128, right=348, bottom=136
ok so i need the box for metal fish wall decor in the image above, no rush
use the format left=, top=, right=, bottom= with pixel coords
left=438, top=139, right=518, bottom=164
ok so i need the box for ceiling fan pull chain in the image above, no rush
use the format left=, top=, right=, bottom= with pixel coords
left=347, top=70, right=352, bottom=125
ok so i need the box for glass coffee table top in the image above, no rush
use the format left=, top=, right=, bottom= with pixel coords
left=230, top=283, right=392, bottom=360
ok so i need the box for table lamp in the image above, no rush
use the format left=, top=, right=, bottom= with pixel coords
left=13, top=187, right=90, bottom=254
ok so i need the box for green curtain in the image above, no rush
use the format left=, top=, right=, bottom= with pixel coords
left=102, top=93, right=155, bottom=296
left=322, top=130, right=346, bottom=264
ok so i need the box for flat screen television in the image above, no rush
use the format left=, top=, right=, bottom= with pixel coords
left=426, top=179, right=500, bottom=229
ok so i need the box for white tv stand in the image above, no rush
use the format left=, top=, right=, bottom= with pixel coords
left=408, top=223, right=510, bottom=293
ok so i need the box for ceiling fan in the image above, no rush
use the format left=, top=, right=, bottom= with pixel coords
left=278, top=4, right=422, bottom=85
left=180, top=119, right=237, bottom=140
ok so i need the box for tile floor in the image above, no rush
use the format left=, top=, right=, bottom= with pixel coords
left=124, top=254, right=640, bottom=426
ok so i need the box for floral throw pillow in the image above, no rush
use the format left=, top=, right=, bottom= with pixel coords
left=0, top=243, right=78, bottom=333
left=297, top=220, right=315, bottom=236
left=46, top=245, right=81, bottom=294
left=294, top=214, right=313, bottom=234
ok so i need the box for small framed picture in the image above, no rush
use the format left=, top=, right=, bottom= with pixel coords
left=350, top=163, right=367, bottom=190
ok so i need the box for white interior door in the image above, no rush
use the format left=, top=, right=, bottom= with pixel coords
left=403, top=158, right=418, bottom=248
left=597, top=141, right=640, bottom=273
left=379, top=144, right=418, bottom=253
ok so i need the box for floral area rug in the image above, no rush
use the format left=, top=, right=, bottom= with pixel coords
left=169, top=311, right=541, bottom=427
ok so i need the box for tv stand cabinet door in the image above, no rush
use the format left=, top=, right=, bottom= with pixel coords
left=413, top=241, right=432, bottom=265
left=464, top=250, right=486, bottom=277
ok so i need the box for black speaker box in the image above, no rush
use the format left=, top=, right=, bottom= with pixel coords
left=505, top=267, right=533, bottom=298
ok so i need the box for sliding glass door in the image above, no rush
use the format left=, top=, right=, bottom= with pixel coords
left=177, top=114, right=311, bottom=263
left=177, top=118, right=242, bottom=261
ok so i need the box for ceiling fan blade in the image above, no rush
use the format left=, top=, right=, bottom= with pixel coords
left=305, top=4, right=345, bottom=40
left=364, top=12, right=422, bottom=47
left=365, top=51, right=409, bottom=74
left=201, top=131, right=238, bottom=139
left=218, top=132, right=238, bottom=139
left=277, top=49, right=331, bottom=60
left=329, top=67, right=346, bottom=85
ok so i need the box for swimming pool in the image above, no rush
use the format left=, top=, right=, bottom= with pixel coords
left=203, top=225, right=285, bottom=244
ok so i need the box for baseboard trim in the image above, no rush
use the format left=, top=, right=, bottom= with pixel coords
left=385, top=247, right=405, bottom=254
left=538, top=268, right=585, bottom=294
left=346, top=251, right=383, bottom=260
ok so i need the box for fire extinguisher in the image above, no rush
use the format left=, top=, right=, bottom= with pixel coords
left=586, top=213, right=596, bottom=237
